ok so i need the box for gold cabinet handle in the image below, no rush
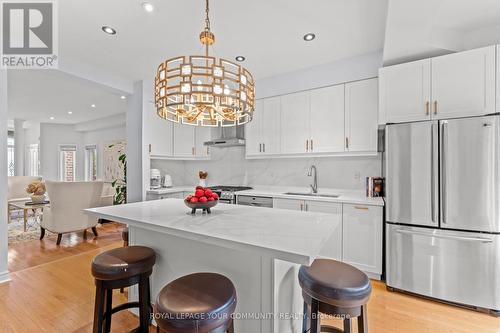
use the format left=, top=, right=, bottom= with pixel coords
left=192, top=147, right=195, bottom=155
left=149, top=144, right=152, bottom=153
left=434, top=101, right=438, bottom=115
left=310, top=139, right=313, bottom=151
left=263, top=143, right=265, bottom=153
left=300, top=203, right=304, bottom=211
left=259, top=143, right=262, bottom=153
left=345, top=137, right=349, bottom=149
left=354, top=206, right=369, bottom=210
left=425, top=101, right=430, bottom=115
left=206, top=146, right=209, bottom=155
left=306, top=140, right=309, bottom=152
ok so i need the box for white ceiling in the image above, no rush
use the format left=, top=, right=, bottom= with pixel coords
left=59, top=0, right=389, bottom=81
left=8, top=70, right=127, bottom=124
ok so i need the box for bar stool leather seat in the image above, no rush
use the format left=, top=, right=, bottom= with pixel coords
left=299, top=259, right=372, bottom=333
left=92, top=245, right=156, bottom=281
left=155, top=272, right=237, bottom=333
left=299, top=259, right=371, bottom=308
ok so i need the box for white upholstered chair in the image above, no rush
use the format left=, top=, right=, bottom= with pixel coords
left=41, top=181, right=104, bottom=245
left=101, top=182, right=115, bottom=207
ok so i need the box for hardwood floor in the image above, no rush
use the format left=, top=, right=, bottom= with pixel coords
left=3, top=223, right=500, bottom=333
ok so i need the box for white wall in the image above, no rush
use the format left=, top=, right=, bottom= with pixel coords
left=39, top=123, right=84, bottom=181
left=39, top=122, right=125, bottom=181
left=0, top=69, right=10, bottom=283
left=151, top=148, right=381, bottom=190
left=257, top=51, right=382, bottom=98
left=82, top=126, right=126, bottom=180
left=24, top=121, right=40, bottom=146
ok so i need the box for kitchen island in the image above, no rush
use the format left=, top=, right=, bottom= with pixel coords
left=85, top=198, right=342, bottom=333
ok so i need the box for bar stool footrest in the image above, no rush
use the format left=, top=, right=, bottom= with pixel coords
left=320, top=324, right=344, bottom=333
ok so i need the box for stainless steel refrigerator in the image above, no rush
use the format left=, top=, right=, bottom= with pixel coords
left=385, top=115, right=500, bottom=315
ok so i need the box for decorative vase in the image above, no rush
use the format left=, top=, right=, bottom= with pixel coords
left=30, top=194, right=45, bottom=204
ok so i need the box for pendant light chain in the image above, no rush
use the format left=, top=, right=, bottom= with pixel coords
left=205, top=0, right=211, bottom=32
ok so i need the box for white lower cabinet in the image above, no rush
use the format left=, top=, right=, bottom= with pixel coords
left=274, top=198, right=343, bottom=260
left=273, top=198, right=382, bottom=278
left=146, top=191, right=185, bottom=201
left=342, top=204, right=383, bottom=277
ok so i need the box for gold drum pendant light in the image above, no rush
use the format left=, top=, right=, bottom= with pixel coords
left=154, top=0, right=255, bottom=127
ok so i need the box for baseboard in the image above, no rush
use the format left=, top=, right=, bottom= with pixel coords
left=0, top=270, right=11, bottom=284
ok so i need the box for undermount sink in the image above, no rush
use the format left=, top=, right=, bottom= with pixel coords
left=283, top=192, right=340, bottom=198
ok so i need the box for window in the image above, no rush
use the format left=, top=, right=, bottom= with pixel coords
left=7, top=131, right=14, bottom=176
left=59, top=145, right=77, bottom=182
left=27, top=144, right=40, bottom=177
left=85, top=145, right=98, bottom=181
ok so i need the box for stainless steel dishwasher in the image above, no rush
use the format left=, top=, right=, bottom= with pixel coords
left=236, top=195, right=273, bottom=208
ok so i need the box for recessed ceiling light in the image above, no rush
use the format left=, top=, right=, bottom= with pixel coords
left=49, top=116, right=55, bottom=120
left=142, top=2, right=154, bottom=12
left=120, top=95, right=126, bottom=99
left=102, top=26, right=116, bottom=35
left=91, top=104, right=96, bottom=108
left=68, top=111, right=73, bottom=114
left=303, top=33, right=316, bottom=41
left=235, top=56, right=245, bottom=62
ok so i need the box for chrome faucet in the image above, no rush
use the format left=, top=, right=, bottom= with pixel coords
left=307, top=165, right=318, bottom=193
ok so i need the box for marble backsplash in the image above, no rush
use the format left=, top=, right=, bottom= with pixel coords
left=151, top=147, right=382, bottom=190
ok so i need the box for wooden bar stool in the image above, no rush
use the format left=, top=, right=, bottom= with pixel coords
left=122, top=227, right=129, bottom=246
left=299, top=259, right=372, bottom=333
left=91, top=245, right=156, bottom=333
left=154, top=272, right=237, bottom=333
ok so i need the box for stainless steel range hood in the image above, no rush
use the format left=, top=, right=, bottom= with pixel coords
left=204, top=125, right=245, bottom=147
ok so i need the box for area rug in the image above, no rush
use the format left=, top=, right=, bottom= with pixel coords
left=8, top=215, right=47, bottom=244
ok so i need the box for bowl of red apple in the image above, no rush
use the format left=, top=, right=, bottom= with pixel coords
left=184, top=186, right=219, bottom=214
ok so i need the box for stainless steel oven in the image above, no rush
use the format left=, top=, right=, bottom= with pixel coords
left=209, top=186, right=253, bottom=204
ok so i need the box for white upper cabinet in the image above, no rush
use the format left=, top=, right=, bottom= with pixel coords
left=245, top=97, right=280, bottom=157
left=245, top=78, right=378, bottom=159
left=146, top=107, right=174, bottom=157
left=497, top=45, right=500, bottom=113
left=194, top=127, right=211, bottom=158
left=431, top=46, right=496, bottom=119
left=345, top=78, right=379, bottom=152
left=280, top=91, right=310, bottom=154
left=309, top=85, right=345, bottom=153
left=245, top=99, right=263, bottom=156
left=173, top=123, right=195, bottom=158
left=261, top=97, right=281, bottom=155
left=379, top=59, right=431, bottom=123
left=380, top=45, right=497, bottom=124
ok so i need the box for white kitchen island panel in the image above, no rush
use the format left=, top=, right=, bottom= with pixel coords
left=85, top=199, right=342, bottom=333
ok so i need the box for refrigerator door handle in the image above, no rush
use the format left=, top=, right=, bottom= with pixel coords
left=441, top=121, right=448, bottom=224
left=395, top=229, right=493, bottom=243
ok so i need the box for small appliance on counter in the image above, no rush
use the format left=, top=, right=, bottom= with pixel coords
left=163, top=174, right=173, bottom=188
left=150, top=169, right=161, bottom=189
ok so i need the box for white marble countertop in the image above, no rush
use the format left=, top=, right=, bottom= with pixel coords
left=85, top=198, right=340, bottom=265
left=147, top=185, right=384, bottom=206
left=237, top=186, right=384, bottom=206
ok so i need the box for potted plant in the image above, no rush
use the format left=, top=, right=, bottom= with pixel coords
left=26, top=181, right=46, bottom=204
